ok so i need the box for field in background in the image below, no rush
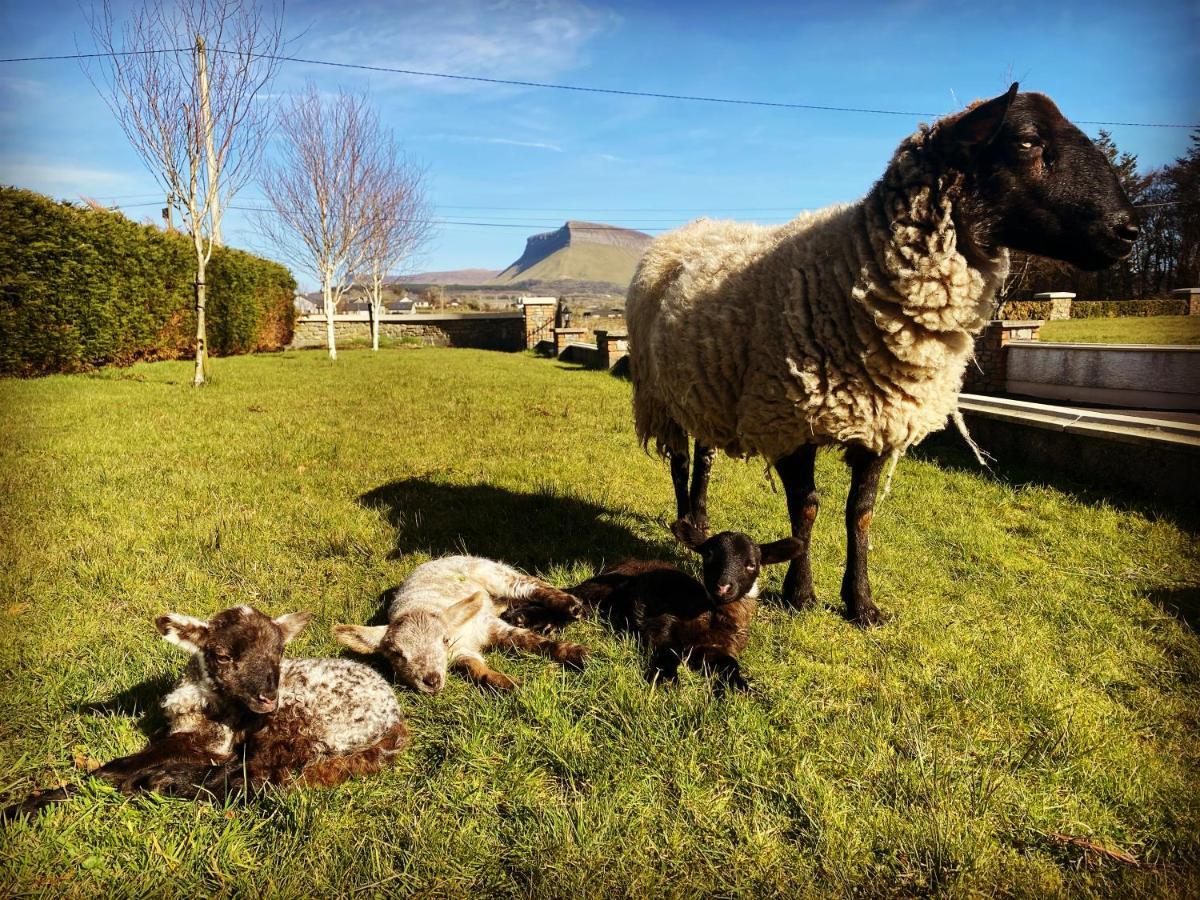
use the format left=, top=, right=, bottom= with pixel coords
left=0, top=349, right=1197, bottom=896
left=1038, top=315, right=1200, bottom=345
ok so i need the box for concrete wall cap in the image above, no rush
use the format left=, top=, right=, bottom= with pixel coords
left=1033, top=292, right=1076, bottom=299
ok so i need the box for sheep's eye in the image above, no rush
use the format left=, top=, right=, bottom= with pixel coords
left=213, top=651, right=232, bottom=664
left=442, top=636, right=450, bottom=647
left=1017, top=138, right=1041, bottom=152
left=745, top=564, right=757, bottom=573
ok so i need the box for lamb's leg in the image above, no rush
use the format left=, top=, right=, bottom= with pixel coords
left=686, top=647, right=750, bottom=693
left=490, top=621, right=588, bottom=670
left=842, top=445, right=886, bottom=627
left=452, top=655, right=518, bottom=692
left=501, top=582, right=584, bottom=631
left=688, top=443, right=717, bottom=533
left=646, top=642, right=684, bottom=685
left=299, top=721, right=408, bottom=788
left=774, top=444, right=820, bottom=609
left=669, top=449, right=690, bottom=520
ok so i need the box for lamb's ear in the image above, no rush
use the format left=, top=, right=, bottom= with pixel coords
left=946, top=82, right=1018, bottom=148
left=759, top=538, right=805, bottom=565
left=156, top=614, right=209, bottom=653
left=274, top=612, right=313, bottom=644
left=446, top=591, right=487, bottom=628
left=670, top=517, right=708, bottom=550
left=333, top=624, right=388, bottom=654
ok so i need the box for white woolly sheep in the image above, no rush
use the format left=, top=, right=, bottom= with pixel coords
left=626, top=84, right=1138, bottom=625
left=4, top=605, right=407, bottom=819
left=335, top=555, right=588, bottom=692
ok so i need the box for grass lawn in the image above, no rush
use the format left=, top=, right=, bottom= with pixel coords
left=1038, top=315, right=1200, bottom=345
left=1, top=348, right=1197, bottom=897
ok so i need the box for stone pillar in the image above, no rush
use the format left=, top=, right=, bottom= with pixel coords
left=596, top=331, right=629, bottom=370
left=1034, top=291, right=1075, bottom=320
left=552, top=328, right=585, bottom=357
left=521, top=298, right=557, bottom=350
left=963, top=320, right=1044, bottom=395
left=1173, top=288, right=1200, bottom=316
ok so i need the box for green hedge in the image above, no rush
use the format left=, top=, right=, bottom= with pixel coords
left=997, top=300, right=1055, bottom=320
left=0, top=187, right=296, bottom=376
left=1069, top=299, right=1187, bottom=319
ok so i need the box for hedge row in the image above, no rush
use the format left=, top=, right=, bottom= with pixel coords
left=1068, top=299, right=1187, bottom=319
left=0, top=187, right=296, bottom=376
left=998, top=298, right=1188, bottom=321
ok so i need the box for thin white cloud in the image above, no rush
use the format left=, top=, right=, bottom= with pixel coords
left=0, top=161, right=146, bottom=198
left=479, top=137, right=563, bottom=151
left=290, top=0, right=617, bottom=93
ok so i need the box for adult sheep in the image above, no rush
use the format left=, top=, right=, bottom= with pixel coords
left=626, top=84, right=1137, bottom=626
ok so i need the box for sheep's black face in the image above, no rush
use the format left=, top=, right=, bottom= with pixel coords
left=201, top=608, right=289, bottom=714
left=942, top=87, right=1137, bottom=272
left=696, top=532, right=763, bottom=604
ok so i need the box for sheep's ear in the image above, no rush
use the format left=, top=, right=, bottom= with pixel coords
left=670, top=517, right=708, bottom=550
left=156, top=614, right=209, bottom=653
left=446, top=591, right=487, bottom=628
left=333, top=624, right=388, bottom=654
left=274, top=612, right=313, bottom=644
left=946, top=82, right=1018, bottom=148
left=759, top=538, right=805, bottom=565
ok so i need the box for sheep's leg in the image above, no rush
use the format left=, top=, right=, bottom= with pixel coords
left=686, top=647, right=750, bottom=693
left=299, top=720, right=408, bottom=788
left=646, top=642, right=684, bottom=685
left=669, top=449, right=691, bottom=520
left=490, top=621, right=588, bottom=670
left=842, top=446, right=885, bottom=627
left=688, top=443, right=717, bottom=533
left=775, top=445, right=820, bottom=610
left=452, top=655, right=518, bottom=692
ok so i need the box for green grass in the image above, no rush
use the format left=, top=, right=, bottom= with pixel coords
left=1, top=348, right=1198, bottom=897
left=1038, top=315, right=1200, bottom=345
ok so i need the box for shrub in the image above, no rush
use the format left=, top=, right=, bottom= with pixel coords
left=1069, top=299, right=1187, bottom=319
left=997, top=300, right=1054, bottom=320
left=0, top=187, right=296, bottom=376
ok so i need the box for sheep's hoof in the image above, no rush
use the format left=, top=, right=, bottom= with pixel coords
left=780, top=590, right=818, bottom=611
left=556, top=643, right=589, bottom=671
left=483, top=672, right=519, bottom=692
left=849, top=602, right=885, bottom=628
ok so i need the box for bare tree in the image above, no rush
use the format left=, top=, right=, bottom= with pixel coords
left=86, top=0, right=283, bottom=386
left=259, top=85, right=387, bottom=360
left=361, top=146, right=433, bottom=351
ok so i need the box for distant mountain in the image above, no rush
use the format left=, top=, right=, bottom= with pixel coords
left=489, top=221, right=653, bottom=291
left=401, top=268, right=498, bottom=285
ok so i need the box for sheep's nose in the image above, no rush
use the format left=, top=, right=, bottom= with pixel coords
left=1112, top=214, right=1139, bottom=242
left=422, top=673, right=442, bottom=690
left=716, top=583, right=733, bottom=597
left=256, top=694, right=277, bottom=712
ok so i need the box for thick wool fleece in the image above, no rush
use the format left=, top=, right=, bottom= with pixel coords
left=627, top=124, right=1009, bottom=460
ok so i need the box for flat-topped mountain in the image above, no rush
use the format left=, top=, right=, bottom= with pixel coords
left=489, top=221, right=653, bottom=290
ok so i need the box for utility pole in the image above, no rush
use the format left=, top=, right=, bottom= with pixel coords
left=196, top=34, right=221, bottom=247
left=163, top=192, right=176, bottom=232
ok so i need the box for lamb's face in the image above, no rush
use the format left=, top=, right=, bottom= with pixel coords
left=157, top=606, right=312, bottom=714
left=939, top=87, right=1138, bottom=272
left=696, top=532, right=764, bottom=604
left=381, top=611, right=449, bottom=694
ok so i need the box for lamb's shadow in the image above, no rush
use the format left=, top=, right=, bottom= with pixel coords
left=358, top=478, right=668, bottom=573
left=76, top=672, right=175, bottom=738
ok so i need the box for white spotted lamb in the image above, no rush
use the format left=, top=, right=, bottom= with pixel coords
left=4, top=605, right=406, bottom=820
left=626, top=84, right=1138, bottom=625
left=335, top=555, right=588, bottom=692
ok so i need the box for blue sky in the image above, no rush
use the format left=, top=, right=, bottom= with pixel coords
left=1, top=0, right=1197, bottom=282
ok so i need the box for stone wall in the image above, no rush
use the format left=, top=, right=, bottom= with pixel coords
left=291, top=312, right=525, bottom=351
left=962, top=320, right=1043, bottom=395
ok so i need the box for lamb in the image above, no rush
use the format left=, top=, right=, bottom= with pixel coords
left=334, top=555, right=588, bottom=692
left=569, top=520, right=803, bottom=690
left=626, top=84, right=1138, bottom=625
left=4, top=606, right=406, bottom=820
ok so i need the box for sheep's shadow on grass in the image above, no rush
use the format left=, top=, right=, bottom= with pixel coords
left=1146, top=586, right=1200, bottom=634
left=357, top=478, right=667, bottom=574
left=76, top=673, right=175, bottom=738
left=910, top=433, right=1200, bottom=531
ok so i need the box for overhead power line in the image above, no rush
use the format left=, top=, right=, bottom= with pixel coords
left=2, top=46, right=1196, bottom=129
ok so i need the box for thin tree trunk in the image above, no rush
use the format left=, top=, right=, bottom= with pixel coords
left=324, top=279, right=337, bottom=361
left=196, top=35, right=222, bottom=247
left=371, top=302, right=380, bottom=351
left=193, top=256, right=207, bottom=387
